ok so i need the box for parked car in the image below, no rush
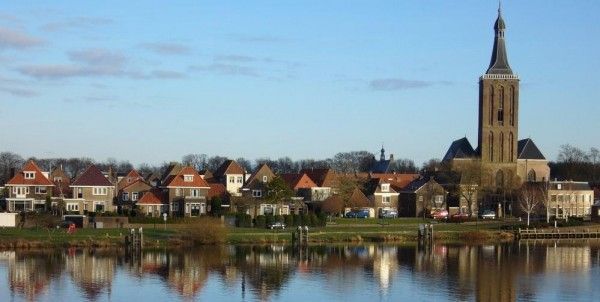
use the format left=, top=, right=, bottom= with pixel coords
left=346, top=210, right=370, bottom=218
left=379, top=210, right=398, bottom=218
left=268, top=222, right=286, bottom=230
left=481, top=210, right=496, bottom=220
left=450, top=212, right=470, bottom=222
left=431, top=210, right=449, bottom=220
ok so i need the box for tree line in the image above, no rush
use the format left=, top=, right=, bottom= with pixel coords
left=0, top=150, right=419, bottom=184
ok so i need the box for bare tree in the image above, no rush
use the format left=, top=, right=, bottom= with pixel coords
left=0, top=152, right=24, bottom=184
left=454, top=159, right=486, bottom=216
left=518, top=182, right=544, bottom=227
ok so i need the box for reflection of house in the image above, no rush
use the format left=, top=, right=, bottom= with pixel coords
left=547, top=181, right=594, bottom=219
left=8, top=252, right=55, bottom=301
left=5, top=160, right=54, bottom=212
left=371, top=246, right=398, bottom=291
left=66, top=251, right=115, bottom=300
left=69, top=165, right=116, bottom=214
left=399, top=177, right=447, bottom=217
left=166, top=254, right=208, bottom=298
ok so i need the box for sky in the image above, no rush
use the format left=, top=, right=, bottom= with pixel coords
left=0, top=0, right=599, bottom=167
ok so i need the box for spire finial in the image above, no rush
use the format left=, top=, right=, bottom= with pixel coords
left=498, top=0, right=502, bottom=14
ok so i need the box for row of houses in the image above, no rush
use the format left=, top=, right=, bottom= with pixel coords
left=1, top=158, right=597, bottom=220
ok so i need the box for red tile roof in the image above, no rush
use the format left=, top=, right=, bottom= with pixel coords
left=371, top=173, right=420, bottom=191
left=163, top=166, right=210, bottom=188
left=6, top=160, right=53, bottom=186
left=280, top=173, right=317, bottom=190
left=214, top=160, right=245, bottom=177
left=117, top=169, right=144, bottom=189
left=245, top=164, right=274, bottom=185
left=71, top=165, right=114, bottom=187
left=137, top=188, right=166, bottom=205
left=300, top=168, right=336, bottom=187
left=208, top=183, right=227, bottom=199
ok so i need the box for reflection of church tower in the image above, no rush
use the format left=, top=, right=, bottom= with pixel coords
left=478, top=5, right=519, bottom=186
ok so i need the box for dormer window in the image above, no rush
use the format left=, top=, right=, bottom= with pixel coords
left=381, top=184, right=390, bottom=192
left=184, top=175, right=194, bottom=182
left=24, top=172, right=35, bottom=179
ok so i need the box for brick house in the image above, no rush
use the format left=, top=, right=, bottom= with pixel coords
left=4, top=160, right=54, bottom=212
left=162, top=166, right=210, bottom=217
left=69, top=165, right=116, bottom=214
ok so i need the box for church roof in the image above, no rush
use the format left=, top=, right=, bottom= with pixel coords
left=443, top=137, right=477, bottom=161
left=370, top=159, right=391, bottom=174
left=486, top=7, right=513, bottom=75
left=517, top=138, right=546, bottom=160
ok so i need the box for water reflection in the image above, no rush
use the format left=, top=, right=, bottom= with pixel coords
left=1, top=241, right=599, bottom=301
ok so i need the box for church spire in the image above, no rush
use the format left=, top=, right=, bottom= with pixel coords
left=486, top=3, right=513, bottom=75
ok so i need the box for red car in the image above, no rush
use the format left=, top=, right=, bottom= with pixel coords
left=431, top=210, right=449, bottom=220
left=450, top=212, right=470, bottom=222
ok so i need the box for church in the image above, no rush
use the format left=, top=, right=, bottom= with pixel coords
left=443, top=7, right=550, bottom=192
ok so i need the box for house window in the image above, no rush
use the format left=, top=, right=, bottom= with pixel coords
left=77, top=188, right=83, bottom=198
left=93, top=187, right=108, bottom=195
left=229, top=176, right=235, bottom=183
left=172, top=202, right=179, bottom=212
left=418, top=196, right=424, bottom=202
left=382, top=196, right=391, bottom=203
left=237, top=176, right=243, bottom=184
left=252, top=190, right=262, bottom=198
left=262, top=176, right=268, bottom=183
left=24, top=172, right=35, bottom=179
left=13, top=186, right=29, bottom=196
left=184, top=175, right=194, bottom=182
left=190, top=203, right=202, bottom=216
left=176, top=188, right=182, bottom=197
left=381, top=184, right=390, bottom=192
left=434, top=195, right=443, bottom=206
left=190, top=189, right=199, bottom=197
left=35, top=186, right=47, bottom=194
left=122, top=192, right=129, bottom=201
left=131, top=192, right=138, bottom=201
left=95, top=202, right=105, bottom=212
left=67, top=203, right=79, bottom=212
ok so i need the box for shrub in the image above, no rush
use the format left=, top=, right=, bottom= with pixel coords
left=235, top=213, right=252, bottom=227
left=284, top=215, right=294, bottom=227
left=181, top=217, right=228, bottom=245
left=317, top=212, right=327, bottom=227
left=265, top=214, right=275, bottom=227
left=255, top=215, right=267, bottom=228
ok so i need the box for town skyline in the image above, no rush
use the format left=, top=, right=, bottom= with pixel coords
left=1, top=1, right=598, bottom=166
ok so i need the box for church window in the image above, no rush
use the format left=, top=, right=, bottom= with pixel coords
left=509, top=132, right=514, bottom=162
left=495, top=170, right=504, bottom=188
left=489, top=132, right=494, bottom=162
left=498, top=87, right=504, bottom=125
left=509, top=86, right=515, bottom=126
left=527, top=170, right=536, bottom=182
left=489, top=86, right=494, bottom=125
left=500, top=132, right=504, bottom=162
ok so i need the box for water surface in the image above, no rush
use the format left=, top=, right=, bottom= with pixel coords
left=1, top=241, right=599, bottom=301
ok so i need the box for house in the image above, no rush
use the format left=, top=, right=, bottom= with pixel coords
left=280, top=172, right=318, bottom=202
left=118, top=179, right=152, bottom=211
left=399, top=177, right=448, bottom=217
left=239, top=164, right=292, bottom=216
left=69, top=165, right=116, bottom=214
left=300, top=168, right=337, bottom=202
left=136, top=188, right=168, bottom=217
left=4, top=160, right=54, bottom=212
left=547, top=181, right=594, bottom=219
left=117, top=169, right=144, bottom=191
left=213, top=160, right=247, bottom=196
left=162, top=166, right=211, bottom=217
left=242, top=164, right=275, bottom=199
left=364, top=178, right=400, bottom=218
left=370, top=173, right=420, bottom=191
left=49, top=165, right=71, bottom=199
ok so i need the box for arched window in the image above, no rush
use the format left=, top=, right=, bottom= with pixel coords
left=490, top=85, right=494, bottom=125
left=489, top=131, right=494, bottom=162
left=527, top=170, right=536, bottom=182
left=498, top=86, right=504, bottom=125
left=509, top=86, right=515, bottom=126
left=496, top=170, right=505, bottom=188
left=500, top=132, right=504, bottom=162
left=509, top=132, right=514, bottom=162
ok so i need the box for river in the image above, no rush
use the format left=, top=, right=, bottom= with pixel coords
left=0, top=241, right=599, bottom=301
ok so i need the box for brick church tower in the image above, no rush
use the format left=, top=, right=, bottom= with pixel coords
left=477, top=6, right=519, bottom=186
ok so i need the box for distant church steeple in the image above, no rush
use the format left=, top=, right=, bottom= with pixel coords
left=380, top=145, right=386, bottom=161
left=487, top=2, right=513, bottom=75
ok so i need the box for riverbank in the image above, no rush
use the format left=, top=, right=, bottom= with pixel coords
left=0, top=219, right=526, bottom=248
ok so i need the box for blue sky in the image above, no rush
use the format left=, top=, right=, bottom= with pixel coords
left=0, top=0, right=598, bottom=166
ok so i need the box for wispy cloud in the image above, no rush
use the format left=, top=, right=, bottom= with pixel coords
left=0, top=26, right=44, bottom=49
left=190, top=63, right=259, bottom=77
left=151, top=69, right=186, bottom=79
left=369, top=78, right=435, bottom=91
left=214, top=54, right=256, bottom=63
left=68, top=48, right=126, bottom=66
left=140, top=42, right=190, bottom=55
left=41, top=17, right=112, bottom=32
left=0, top=86, right=38, bottom=97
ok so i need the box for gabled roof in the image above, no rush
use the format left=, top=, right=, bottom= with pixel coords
left=443, top=137, right=477, bottom=161
left=370, top=160, right=391, bottom=174
left=214, top=160, right=245, bottom=177
left=6, top=160, right=53, bottom=186
left=161, top=163, right=183, bottom=184
left=365, top=178, right=398, bottom=195
left=402, top=177, right=431, bottom=193
left=245, top=164, right=274, bottom=186
left=163, top=166, right=210, bottom=188
left=517, top=138, right=546, bottom=160
left=71, top=165, right=114, bottom=187
left=208, top=183, right=227, bottom=200
left=50, top=166, right=71, bottom=197
left=370, top=173, right=420, bottom=191
left=117, top=169, right=144, bottom=190
left=280, top=173, right=318, bottom=190
left=348, top=188, right=370, bottom=206
left=120, top=178, right=152, bottom=192
left=137, top=188, right=166, bottom=205
left=300, top=168, right=336, bottom=187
